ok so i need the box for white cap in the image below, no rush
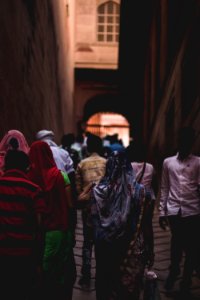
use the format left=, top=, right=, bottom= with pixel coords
left=36, top=130, right=54, bottom=141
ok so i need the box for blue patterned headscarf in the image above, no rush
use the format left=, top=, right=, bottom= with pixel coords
left=91, top=151, right=145, bottom=243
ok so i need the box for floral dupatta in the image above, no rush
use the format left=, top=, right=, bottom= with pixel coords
left=91, top=151, right=145, bottom=243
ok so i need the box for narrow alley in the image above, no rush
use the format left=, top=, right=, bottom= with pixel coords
left=73, top=208, right=200, bottom=300
left=0, top=1, right=199, bottom=300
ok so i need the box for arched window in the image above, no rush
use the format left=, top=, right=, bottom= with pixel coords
left=97, top=1, right=120, bottom=43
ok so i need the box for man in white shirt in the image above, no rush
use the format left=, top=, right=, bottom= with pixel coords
left=159, top=127, right=200, bottom=293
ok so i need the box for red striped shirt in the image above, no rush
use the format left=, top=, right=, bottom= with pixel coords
left=0, top=169, right=45, bottom=256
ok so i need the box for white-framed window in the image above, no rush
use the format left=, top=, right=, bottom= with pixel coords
left=97, top=1, right=120, bottom=43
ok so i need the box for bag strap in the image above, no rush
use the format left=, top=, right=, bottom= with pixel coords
left=137, top=162, right=146, bottom=183
left=121, top=191, right=146, bottom=268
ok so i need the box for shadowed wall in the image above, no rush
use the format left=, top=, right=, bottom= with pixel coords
left=0, top=0, right=74, bottom=144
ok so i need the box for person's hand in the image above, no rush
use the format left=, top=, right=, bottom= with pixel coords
left=78, top=182, right=95, bottom=202
left=159, top=216, right=169, bottom=230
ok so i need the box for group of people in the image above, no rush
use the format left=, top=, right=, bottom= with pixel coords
left=0, top=130, right=76, bottom=300
left=0, top=126, right=199, bottom=300
left=72, top=132, right=157, bottom=299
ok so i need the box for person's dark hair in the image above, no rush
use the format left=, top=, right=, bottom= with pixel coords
left=76, top=134, right=84, bottom=144
left=110, top=134, right=118, bottom=145
left=87, top=134, right=103, bottom=155
left=4, top=150, right=30, bottom=172
left=61, top=133, right=75, bottom=149
left=177, top=126, right=195, bottom=158
left=126, top=140, right=146, bottom=162
left=9, top=137, right=19, bottom=150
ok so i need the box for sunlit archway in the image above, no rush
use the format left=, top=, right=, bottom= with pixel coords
left=86, top=112, right=130, bottom=147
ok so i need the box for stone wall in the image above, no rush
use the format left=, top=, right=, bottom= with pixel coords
left=143, top=0, right=200, bottom=165
left=0, top=0, right=74, bottom=144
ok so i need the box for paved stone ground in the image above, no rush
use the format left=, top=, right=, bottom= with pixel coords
left=73, top=210, right=96, bottom=300
left=72, top=209, right=200, bottom=300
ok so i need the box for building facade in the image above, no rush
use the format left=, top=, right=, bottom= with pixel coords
left=74, top=0, right=123, bottom=139
left=75, top=0, right=120, bottom=69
